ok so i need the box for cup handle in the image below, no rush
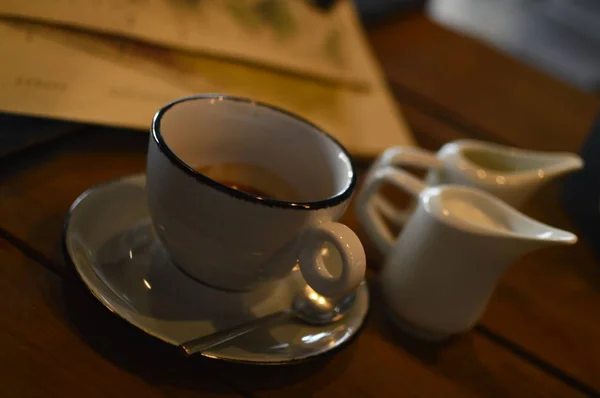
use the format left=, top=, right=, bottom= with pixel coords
left=368, top=147, right=443, bottom=227
left=356, top=165, right=427, bottom=254
left=298, top=222, right=366, bottom=298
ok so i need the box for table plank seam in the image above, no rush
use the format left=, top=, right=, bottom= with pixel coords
left=3, top=223, right=596, bottom=397
left=475, top=325, right=599, bottom=397
left=1, top=236, right=259, bottom=398
left=0, top=230, right=272, bottom=398
left=384, top=75, right=600, bottom=395
left=0, top=124, right=88, bottom=163
left=0, top=226, right=68, bottom=279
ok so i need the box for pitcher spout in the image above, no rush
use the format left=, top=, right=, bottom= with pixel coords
left=477, top=194, right=578, bottom=255
left=452, top=139, right=584, bottom=179
left=538, top=153, right=584, bottom=179
left=431, top=185, right=578, bottom=256
left=514, top=218, right=578, bottom=252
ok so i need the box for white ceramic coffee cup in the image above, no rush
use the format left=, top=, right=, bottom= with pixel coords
left=146, top=95, right=366, bottom=297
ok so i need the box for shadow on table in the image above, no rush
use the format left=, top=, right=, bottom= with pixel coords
left=208, top=343, right=357, bottom=395
left=54, top=279, right=234, bottom=395
left=370, top=286, right=512, bottom=398
left=50, top=271, right=351, bottom=396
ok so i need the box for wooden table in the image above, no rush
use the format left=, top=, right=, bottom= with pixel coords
left=1, top=11, right=599, bottom=397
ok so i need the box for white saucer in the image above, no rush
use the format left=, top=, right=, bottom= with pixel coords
left=63, top=174, right=369, bottom=364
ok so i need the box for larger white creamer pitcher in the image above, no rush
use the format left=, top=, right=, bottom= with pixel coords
left=356, top=166, right=577, bottom=340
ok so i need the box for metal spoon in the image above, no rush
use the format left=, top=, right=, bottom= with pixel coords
left=180, top=284, right=357, bottom=356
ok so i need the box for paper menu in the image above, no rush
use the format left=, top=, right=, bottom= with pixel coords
left=0, top=20, right=188, bottom=129
left=0, top=0, right=367, bottom=87
left=0, top=2, right=413, bottom=157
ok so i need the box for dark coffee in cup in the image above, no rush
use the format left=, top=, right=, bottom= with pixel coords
left=195, top=163, right=299, bottom=201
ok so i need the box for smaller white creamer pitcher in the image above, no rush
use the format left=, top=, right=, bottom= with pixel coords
left=366, top=140, right=582, bottom=246
left=356, top=166, right=577, bottom=340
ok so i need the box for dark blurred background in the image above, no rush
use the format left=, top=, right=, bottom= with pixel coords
left=357, top=0, right=600, bottom=92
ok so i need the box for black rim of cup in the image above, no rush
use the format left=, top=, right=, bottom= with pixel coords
left=151, top=94, right=357, bottom=210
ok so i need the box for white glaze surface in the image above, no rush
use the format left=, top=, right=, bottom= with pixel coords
left=357, top=168, right=577, bottom=339
left=359, top=140, right=583, bottom=246
left=158, top=97, right=352, bottom=201
left=356, top=161, right=577, bottom=339
left=147, top=96, right=365, bottom=295
left=441, top=196, right=509, bottom=231
left=64, top=174, right=369, bottom=364
left=434, top=139, right=583, bottom=206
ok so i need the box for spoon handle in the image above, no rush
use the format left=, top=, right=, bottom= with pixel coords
left=180, top=310, right=292, bottom=356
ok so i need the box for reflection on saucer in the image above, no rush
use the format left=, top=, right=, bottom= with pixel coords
left=64, top=173, right=369, bottom=364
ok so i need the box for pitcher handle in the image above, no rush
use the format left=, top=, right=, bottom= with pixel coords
left=356, top=165, right=427, bottom=254
left=369, top=147, right=443, bottom=228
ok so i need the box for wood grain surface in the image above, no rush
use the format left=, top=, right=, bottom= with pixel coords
left=366, top=12, right=600, bottom=392
left=368, top=12, right=600, bottom=152
left=2, top=9, right=599, bottom=398
left=0, top=129, right=588, bottom=397
left=0, top=240, right=239, bottom=398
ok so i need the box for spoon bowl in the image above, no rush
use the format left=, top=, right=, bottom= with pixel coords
left=293, top=285, right=356, bottom=325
